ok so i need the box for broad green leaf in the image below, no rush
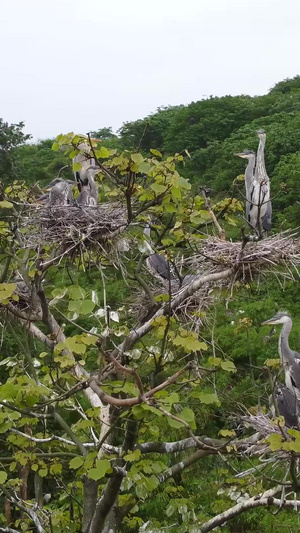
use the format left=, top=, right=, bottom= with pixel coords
left=0, top=471, right=7, bottom=484
left=0, top=283, right=16, bottom=302
left=135, top=482, right=148, bottom=500
left=219, top=429, right=236, bottom=437
left=95, top=146, right=110, bottom=159
left=68, top=286, right=86, bottom=300
left=150, top=149, right=162, bottom=158
left=39, top=468, right=48, bottom=478
left=289, top=439, right=300, bottom=452
left=221, top=360, right=237, bottom=373
left=88, top=459, right=111, bottom=480
left=69, top=456, right=84, bottom=470
left=80, top=300, right=95, bottom=315
left=0, top=200, right=13, bottom=209
left=193, top=392, right=221, bottom=406
left=124, top=449, right=141, bottom=462
left=150, top=183, right=167, bottom=194
left=139, top=162, right=151, bottom=174
left=175, top=175, right=191, bottom=190
left=266, top=433, right=282, bottom=451
left=265, top=358, right=281, bottom=367
left=131, top=153, right=144, bottom=163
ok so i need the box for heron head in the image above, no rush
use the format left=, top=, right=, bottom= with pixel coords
left=234, top=149, right=255, bottom=160
left=42, top=178, right=75, bottom=192
left=257, top=129, right=266, bottom=139
left=42, top=178, right=62, bottom=191
left=261, top=312, right=291, bottom=326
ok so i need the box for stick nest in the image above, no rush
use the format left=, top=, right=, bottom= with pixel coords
left=20, top=203, right=127, bottom=249
left=187, top=231, right=300, bottom=280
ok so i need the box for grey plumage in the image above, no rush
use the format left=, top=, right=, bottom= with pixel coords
left=234, top=150, right=256, bottom=225
left=254, top=130, right=272, bottom=235
left=43, top=178, right=75, bottom=206
left=76, top=167, right=98, bottom=206
left=144, top=223, right=172, bottom=281
left=181, top=274, right=197, bottom=287
left=147, top=253, right=171, bottom=280
left=235, top=131, right=271, bottom=237
left=271, top=384, right=300, bottom=428
left=262, top=312, right=300, bottom=401
left=73, top=142, right=98, bottom=206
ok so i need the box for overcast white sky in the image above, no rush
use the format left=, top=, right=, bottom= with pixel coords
left=1, top=0, right=299, bottom=141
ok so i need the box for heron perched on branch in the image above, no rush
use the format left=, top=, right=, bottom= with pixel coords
left=262, top=312, right=300, bottom=425
left=42, top=178, right=75, bottom=206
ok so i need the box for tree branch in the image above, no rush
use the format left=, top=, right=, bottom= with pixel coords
left=198, top=486, right=300, bottom=532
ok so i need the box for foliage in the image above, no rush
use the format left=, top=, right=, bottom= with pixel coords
left=1, top=76, right=300, bottom=532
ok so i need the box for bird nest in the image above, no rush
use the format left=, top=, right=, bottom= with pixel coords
left=19, top=203, right=127, bottom=249
left=186, top=231, right=300, bottom=281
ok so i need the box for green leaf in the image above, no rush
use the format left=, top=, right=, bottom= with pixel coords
left=166, top=417, right=184, bottom=429
left=179, top=407, right=196, bottom=428
left=193, top=392, right=221, bottom=406
left=88, top=459, right=111, bottom=480
left=123, top=449, right=141, bottom=462
left=150, top=183, right=167, bottom=194
left=176, top=175, right=191, bottom=190
left=219, top=429, right=236, bottom=437
left=69, top=456, right=84, bottom=470
left=39, top=468, right=48, bottom=478
left=0, top=471, right=7, bottom=484
left=80, top=300, right=95, bottom=315
left=221, top=360, right=237, bottom=373
left=0, top=200, right=13, bottom=209
left=95, top=146, right=110, bottom=159
left=0, top=283, right=16, bottom=302
left=139, top=162, right=151, bottom=174
left=68, top=286, right=86, bottom=300
left=265, top=358, right=281, bottom=367
left=150, top=149, right=162, bottom=158
left=131, top=153, right=144, bottom=163
left=266, top=433, right=282, bottom=451
left=289, top=439, right=300, bottom=452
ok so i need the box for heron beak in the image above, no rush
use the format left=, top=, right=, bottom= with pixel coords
left=261, top=316, right=278, bottom=326
left=234, top=153, right=245, bottom=158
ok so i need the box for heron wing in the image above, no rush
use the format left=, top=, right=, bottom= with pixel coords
left=148, top=254, right=170, bottom=280
left=290, top=359, right=300, bottom=394
left=275, top=385, right=299, bottom=428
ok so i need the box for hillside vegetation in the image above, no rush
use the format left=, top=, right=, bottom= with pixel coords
left=0, top=76, right=300, bottom=533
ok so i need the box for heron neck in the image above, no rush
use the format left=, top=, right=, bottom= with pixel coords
left=279, top=320, right=293, bottom=363
left=246, top=157, right=255, bottom=178
left=255, top=136, right=266, bottom=181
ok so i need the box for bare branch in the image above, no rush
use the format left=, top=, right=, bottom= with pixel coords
left=1, top=487, right=46, bottom=533
left=198, top=486, right=300, bottom=532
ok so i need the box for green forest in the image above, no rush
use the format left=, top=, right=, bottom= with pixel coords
left=0, top=75, right=300, bottom=533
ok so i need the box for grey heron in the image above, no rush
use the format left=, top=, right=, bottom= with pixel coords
left=234, top=149, right=256, bottom=227
left=43, top=178, right=75, bottom=206
left=143, top=223, right=172, bottom=281
left=254, top=129, right=272, bottom=236
left=262, top=312, right=300, bottom=399
left=73, top=141, right=98, bottom=206
left=270, top=384, right=300, bottom=428
left=76, top=167, right=98, bottom=206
